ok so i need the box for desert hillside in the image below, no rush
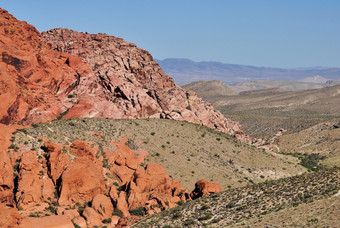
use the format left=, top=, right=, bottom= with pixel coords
left=182, top=80, right=237, bottom=98
left=185, top=80, right=340, bottom=138
left=21, top=118, right=304, bottom=190
left=0, top=7, right=339, bottom=228
left=134, top=168, right=340, bottom=227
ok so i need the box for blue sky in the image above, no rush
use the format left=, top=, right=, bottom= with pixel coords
left=1, top=0, right=340, bottom=68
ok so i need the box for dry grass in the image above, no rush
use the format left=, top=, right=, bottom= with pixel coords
left=230, top=195, right=340, bottom=227
left=187, top=84, right=340, bottom=138
left=133, top=168, right=340, bottom=227
left=13, top=118, right=304, bottom=190
left=275, top=121, right=340, bottom=158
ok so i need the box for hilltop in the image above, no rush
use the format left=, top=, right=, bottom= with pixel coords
left=182, top=80, right=237, bottom=99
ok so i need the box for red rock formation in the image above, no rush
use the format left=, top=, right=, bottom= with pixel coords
left=42, top=28, right=254, bottom=143
left=0, top=206, right=21, bottom=227
left=0, top=8, right=226, bottom=227
left=0, top=9, right=93, bottom=126
left=191, top=179, right=222, bottom=199
left=91, top=194, right=113, bottom=219
left=15, top=150, right=55, bottom=209
left=0, top=124, right=21, bottom=206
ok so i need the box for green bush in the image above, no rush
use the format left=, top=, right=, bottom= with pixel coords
left=112, top=209, right=123, bottom=217
left=129, top=207, right=145, bottom=216
left=102, top=218, right=112, bottom=224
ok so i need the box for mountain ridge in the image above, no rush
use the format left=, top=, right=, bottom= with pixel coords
left=157, top=58, right=340, bottom=86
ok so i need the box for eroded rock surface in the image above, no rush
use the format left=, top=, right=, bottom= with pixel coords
left=42, top=28, right=255, bottom=143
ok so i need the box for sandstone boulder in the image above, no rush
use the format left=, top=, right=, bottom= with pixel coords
left=91, top=194, right=113, bottom=219
left=82, top=207, right=102, bottom=228
left=191, top=179, right=222, bottom=199
left=58, top=158, right=106, bottom=205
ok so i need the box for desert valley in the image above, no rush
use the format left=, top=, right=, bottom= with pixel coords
left=0, top=8, right=339, bottom=228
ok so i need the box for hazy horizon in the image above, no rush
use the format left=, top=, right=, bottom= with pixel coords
left=1, top=0, right=340, bottom=68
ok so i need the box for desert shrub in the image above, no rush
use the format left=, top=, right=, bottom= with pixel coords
left=299, top=153, right=325, bottom=171
left=57, top=108, right=70, bottom=120
left=184, top=219, right=196, bottom=226
left=102, top=218, right=112, bottom=224
left=198, top=212, right=212, bottom=221
left=72, top=221, right=81, bottom=228
left=177, top=200, right=184, bottom=205
left=45, top=205, right=57, bottom=214
left=28, top=212, right=41, bottom=217
left=129, top=207, right=145, bottom=216
left=112, top=209, right=123, bottom=217
left=125, top=138, right=138, bottom=150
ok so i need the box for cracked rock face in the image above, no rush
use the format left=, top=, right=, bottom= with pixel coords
left=42, top=28, right=253, bottom=142
left=0, top=9, right=93, bottom=125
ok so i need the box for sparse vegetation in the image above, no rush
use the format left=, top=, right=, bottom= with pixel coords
left=129, top=207, right=146, bottom=216
left=133, top=168, right=340, bottom=227
left=16, top=118, right=303, bottom=190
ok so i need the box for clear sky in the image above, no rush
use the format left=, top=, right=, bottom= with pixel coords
left=1, top=0, right=340, bottom=68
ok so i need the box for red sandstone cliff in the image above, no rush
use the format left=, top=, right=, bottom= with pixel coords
left=0, top=9, right=94, bottom=126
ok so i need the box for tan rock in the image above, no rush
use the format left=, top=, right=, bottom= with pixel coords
left=109, top=186, right=119, bottom=201
left=110, top=215, right=120, bottom=226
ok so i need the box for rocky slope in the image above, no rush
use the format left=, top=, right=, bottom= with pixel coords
left=41, top=28, right=256, bottom=143
left=4, top=126, right=222, bottom=227
left=134, top=168, right=340, bottom=227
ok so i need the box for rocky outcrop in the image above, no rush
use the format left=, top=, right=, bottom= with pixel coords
left=0, top=7, right=254, bottom=143
left=6, top=134, right=200, bottom=226
left=0, top=9, right=93, bottom=126
left=191, top=180, right=222, bottom=199
left=42, top=28, right=254, bottom=143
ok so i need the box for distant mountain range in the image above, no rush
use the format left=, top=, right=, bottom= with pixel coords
left=156, top=58, right=340, bottom=86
